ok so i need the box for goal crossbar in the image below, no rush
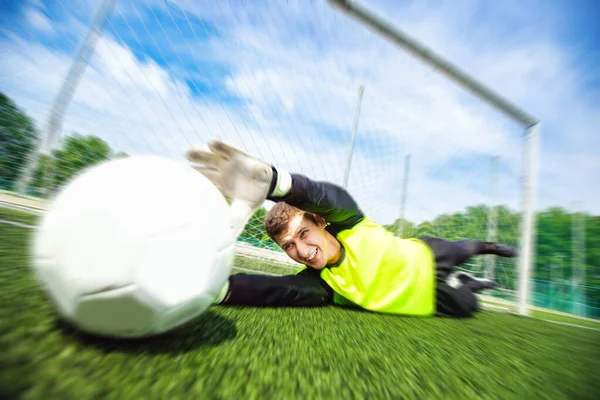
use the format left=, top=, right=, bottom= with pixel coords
left=327, top=0, right=539, bottom=127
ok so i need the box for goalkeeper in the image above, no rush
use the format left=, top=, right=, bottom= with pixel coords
left=187, top=139, right=516, bottom=318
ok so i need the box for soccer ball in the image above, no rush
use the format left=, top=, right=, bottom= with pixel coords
left=32, top=155, right=235, bottom=338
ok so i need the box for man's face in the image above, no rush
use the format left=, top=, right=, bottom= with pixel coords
left=276, top=214, right=331, bottom=269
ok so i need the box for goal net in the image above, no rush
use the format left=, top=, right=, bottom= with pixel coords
left=2, top=0, right=536, bottom=308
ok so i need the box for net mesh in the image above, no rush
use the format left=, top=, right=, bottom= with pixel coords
left=1, top=0, right=526, bottom=301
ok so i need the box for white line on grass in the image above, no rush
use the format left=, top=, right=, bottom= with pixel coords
left=233, top=266, right=280, bottom=276
left=0, top=201, right=45, bottom=215
left=530, top=316, right=600, bottom=332
left=0, top=219, right=36, bottom=229
left=481, top=302, right=600, bottom=332
left=481, top=303, right=511, bottom=312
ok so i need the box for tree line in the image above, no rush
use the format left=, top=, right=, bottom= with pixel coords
left=0, top=93, right=127, bottom=196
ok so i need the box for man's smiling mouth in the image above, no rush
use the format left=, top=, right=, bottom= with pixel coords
left=306, top=248, right=318, bottom=262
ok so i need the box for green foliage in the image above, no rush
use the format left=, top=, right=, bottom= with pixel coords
left=238, top=207, right=279, bottom=250
left=52, top=134, right=112, bottom=185
left=28, top=134, right=115, bottom=197
left=532, top=208, right=600, bottom=316
left=383, top=218, right=417, bottom=238
left=0, top=92, right=39, bottom=190
left=112, top=151, right=129, bottom=160
left=30, top=154, right=52, bottom=195
left=0, top=93, right=128, bottom=197
left=535, top=207, right=573, bottom=280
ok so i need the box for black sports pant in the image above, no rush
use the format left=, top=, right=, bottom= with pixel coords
left=224, top=237, right=484, bottom=318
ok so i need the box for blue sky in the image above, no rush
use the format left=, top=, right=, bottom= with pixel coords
left=0, top=0, right=598, bottom=225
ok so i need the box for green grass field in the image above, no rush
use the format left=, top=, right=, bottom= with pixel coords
left=1, top=208, right=599, bottom=399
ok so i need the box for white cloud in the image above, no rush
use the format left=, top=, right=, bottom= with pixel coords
left=25, top=8, right=53, bottom=33
left=94, top=39, right=174, bottom=97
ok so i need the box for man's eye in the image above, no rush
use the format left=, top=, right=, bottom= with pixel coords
left=300, top=229, right=308, bottom=238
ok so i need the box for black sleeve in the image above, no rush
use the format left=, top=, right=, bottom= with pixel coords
left=223, top=272, right=333, bottom=307
left=268, top=172, right=364, bottom=231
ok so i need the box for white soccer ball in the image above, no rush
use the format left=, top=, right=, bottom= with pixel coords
left=32, top=155, right=235, bottom=338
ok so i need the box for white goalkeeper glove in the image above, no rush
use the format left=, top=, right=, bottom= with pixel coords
left=186, top=139, right=292, bottom=237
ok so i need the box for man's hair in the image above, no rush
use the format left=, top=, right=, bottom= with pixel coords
left=265, top=202, right=318, bottom=244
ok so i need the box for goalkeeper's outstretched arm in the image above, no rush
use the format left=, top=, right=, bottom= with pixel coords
left=268, top=171, right=365, bottom=232
left=222, top=269, right=334, bottom=307
left=186, top=138, right=364, bottom=232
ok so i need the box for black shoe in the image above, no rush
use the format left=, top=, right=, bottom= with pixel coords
left=456, top=272, right=497, bottom=293
left=484, top=243, right=517, bottom=258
